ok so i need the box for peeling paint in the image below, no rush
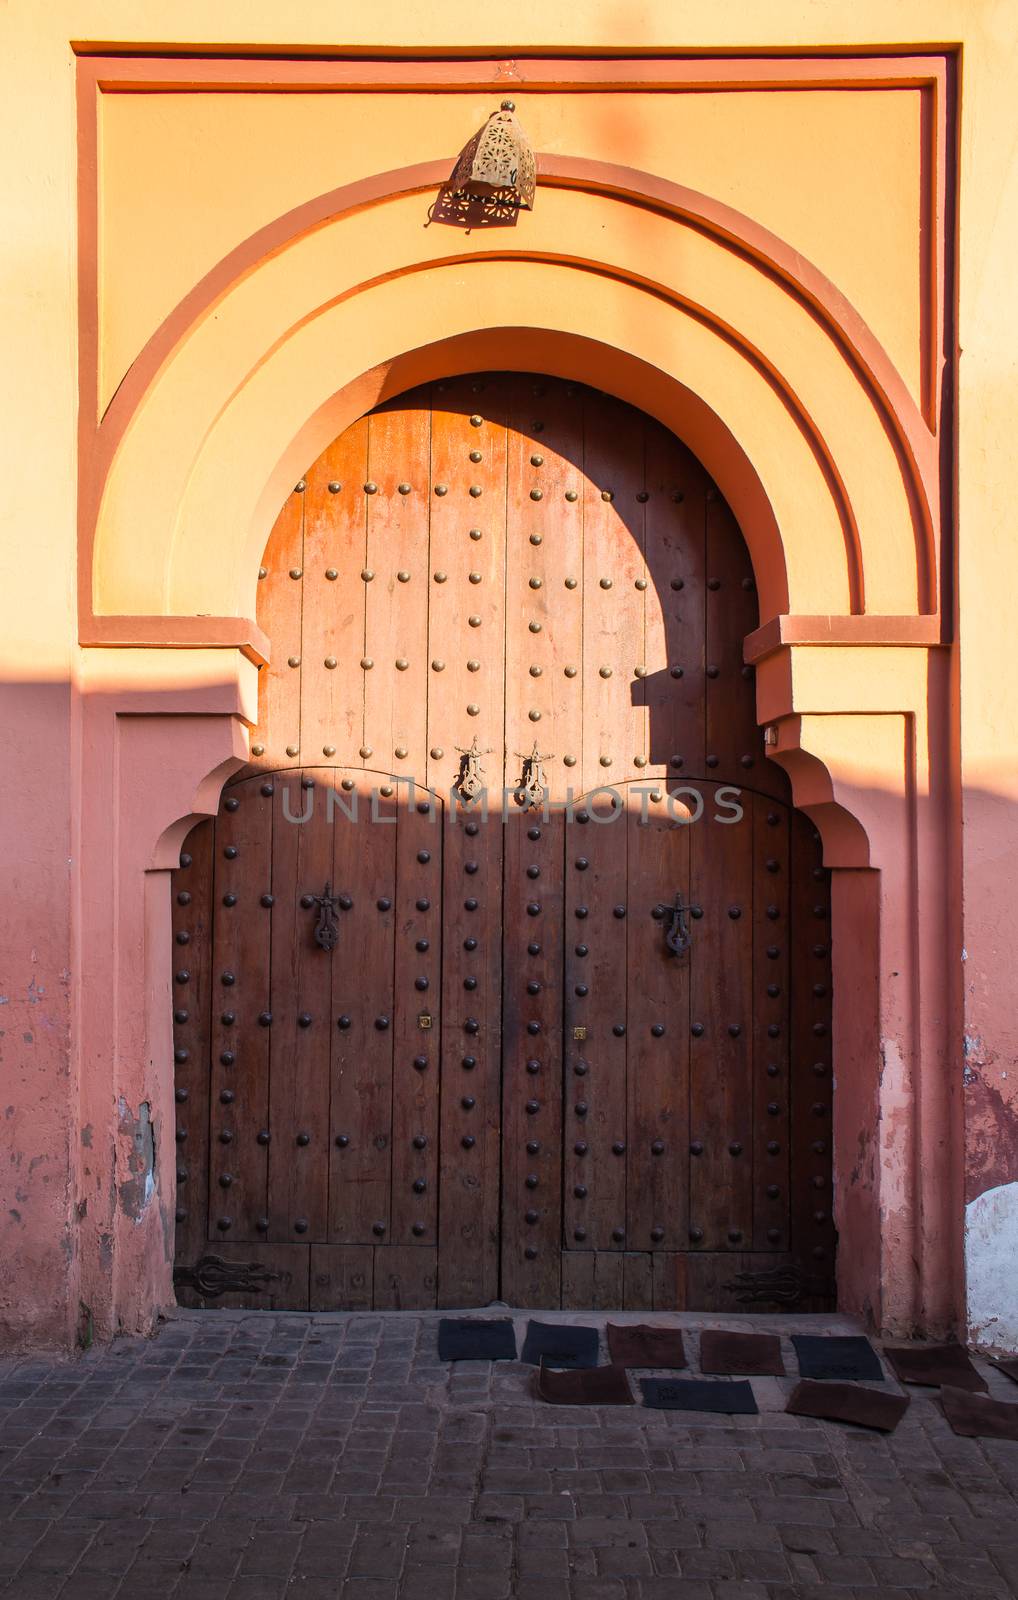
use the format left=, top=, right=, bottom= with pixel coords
left=116, top=1099, right=155, bottom=1221
left=80, top=1124, right=93, bottom=1148
left=967, top=1181, right=1018, bottom=1352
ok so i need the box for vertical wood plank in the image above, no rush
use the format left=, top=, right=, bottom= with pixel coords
left=626, top=790, right=691, bottom=1251
left=622, top=1253, right=654, bottom=1310
left=504, top=377, right=584, bottom=800
left=688, top=781, right=754, bottom=1251
left=752, top=796, right=792, bottom=1251
left=580, top=394, right=646, bottom=794
left=562, top=795, right=628, bottom=1254
left=789, top=812, right=836, bottom=1283
left=560, top=1252, right=595, bottom=1310
left=426, top=376, right=507, bottom=799
left=301, top=421, right=369, bottom=767
left=364, top=396, right=431, bottom=779
left=651, top=1252, right=688, bottom=1311
left=592, top=1252, right=625, bottom=1309
left=251, top=489, right=304, bottom=771
left=267, top=767, right=333, bottom=1241
left=171, top=820, right=214, bottom=1272
left=500, top=808, right=564, bottom=1307
left=327, top=773, right=398, bottom=1243
left=705, top=492, right=758, bottom=783
left=389, top=791, right=442, bottom=1245
left=644, top=424, right=708, bottom=782
left=207, top=775, right=273, bottom=1243
left=439, top=798, right=502, bottom=1306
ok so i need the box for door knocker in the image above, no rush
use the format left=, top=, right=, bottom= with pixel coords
left=454, top=735, right=492, bottom=806
left=515, top=741, right=554, bottom=811
left=652, top=892, right=692, bottom=956
left=303, top=882, right=345, bottom=951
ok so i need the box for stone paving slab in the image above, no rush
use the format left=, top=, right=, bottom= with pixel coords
left=0, top=1308, right=1016, bottom=1598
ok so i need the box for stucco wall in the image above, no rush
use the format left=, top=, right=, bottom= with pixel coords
left=1, top=0, right=1015, bottom=1350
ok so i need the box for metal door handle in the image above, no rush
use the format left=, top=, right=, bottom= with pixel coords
left=652, top=893, right=691, bottom=956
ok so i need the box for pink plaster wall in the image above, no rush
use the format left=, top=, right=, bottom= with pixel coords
left=0, top=684, right=75, bottom=1349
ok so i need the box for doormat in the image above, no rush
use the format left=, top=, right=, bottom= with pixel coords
left=992, top=1357, right=1018, bottom=1386
left=883, top=1342, right=987, bottom=1393
left=941, top=1385, right=1018, bottom=1441
left=521, top=1321, right=599, bottom=1369
left=437, top=1318, right=518, bottom=1362
left=607, top=1323, right=687, bottom=1369
left=791, top=1335, right=884, bottom=1381
left=787, top=1379, right=908, bottom=1433
left=699, top=1330, right=786, bottom=1377
left=537, top=1361, right=634, bottom=1405
left=640, top=1377, right=758, bottom=1414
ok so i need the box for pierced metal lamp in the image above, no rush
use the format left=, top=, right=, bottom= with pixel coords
left=448, top=99, right=536, bottom=211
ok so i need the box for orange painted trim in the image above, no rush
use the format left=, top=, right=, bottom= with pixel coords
left=80, top=615, right=270, bottom=667
left=745, top=613, right=946, bottom=663
left=78, top=51, right=949, bottom=93
left=77, top=52, right=950, bottom=641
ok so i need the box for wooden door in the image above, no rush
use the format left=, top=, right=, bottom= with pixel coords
left=172, top=374, right=835, bottom=1312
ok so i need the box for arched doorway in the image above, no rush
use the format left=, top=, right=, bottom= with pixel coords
left=170, top=373, right=834, bottom=1311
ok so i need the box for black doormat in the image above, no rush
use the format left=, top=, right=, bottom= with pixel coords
left=607, top=1323, right=687, bottom=1369
left=639, top=1377, right=758, bottom=1414
left=521, top=1321, right=599, bottom=1369
left=699, top=1330, right=786, bottom=1377
left=437, top=1318, right=518, bottom=1362
left=941, top=1384, right=1018, bottom=1440
left=537, top=1361, right=634, bottom=1405
left=791, top=1334, right=884, bottom=1381
left=883, top=1342, right=987, bottom=1393
left=992, top=1357, right=1018, bottom=1386
left=787, top=1379, right=908, bottom=1433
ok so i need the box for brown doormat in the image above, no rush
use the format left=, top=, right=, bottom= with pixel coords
left=537, top=1361, right=634, bottom=1405
left=606, top=1323, right=688, bottom=1369
left=786, top=1379, right=909, bottom=1433
left=699, top=1329, right=786, bottom=1376
left=883, top=1342, right=987, bottom=1393
left=941, top=1384, right=1018, bottom=1440
left=992, top=1357, right=1018, bottom=1385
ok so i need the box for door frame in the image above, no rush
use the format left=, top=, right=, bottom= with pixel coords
left=78, top=330, right=957, bottom=1340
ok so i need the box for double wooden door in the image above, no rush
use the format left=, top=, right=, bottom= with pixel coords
left=172, top=374, right=835, bottom=1311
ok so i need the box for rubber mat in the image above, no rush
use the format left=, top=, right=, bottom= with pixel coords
left=791, top=1334, right=884, bottom=1381
left=606, top=1323, right=687, bottom=1369
left=537, top=1361, right=634, bottom=1405
left=520, top=1321, right=600, bottom=1369
left=786, top=1379, right=908, bottom=1433
left=437, top=1318, right=518, bottom=1362
left=639, top=1377, right=758, bottom=1414
left=941, top=1385, right=1018, bottom=1441
left=699, top=1330, right=786, bottom=1377
left=883, top=1342, right=987, bottom=1393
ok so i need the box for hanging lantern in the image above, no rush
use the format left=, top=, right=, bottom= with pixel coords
left=448, top=100, right=536, bottom=211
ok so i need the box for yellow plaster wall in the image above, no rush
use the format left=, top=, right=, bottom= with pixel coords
left=98, top=87, right=923, bottom=412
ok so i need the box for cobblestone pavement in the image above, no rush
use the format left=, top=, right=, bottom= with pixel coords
left=1, top=1309, right=1017, bottom=1599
